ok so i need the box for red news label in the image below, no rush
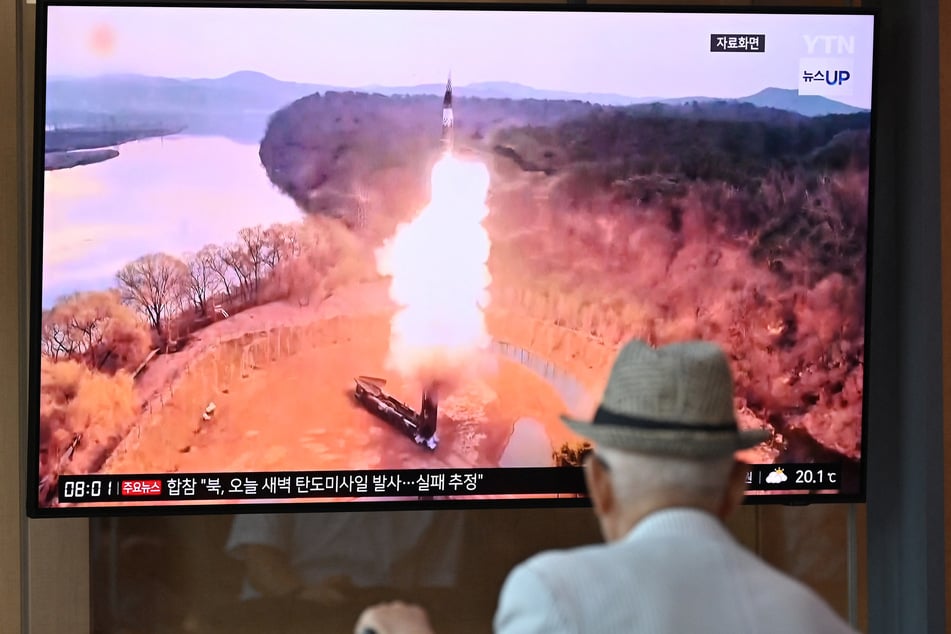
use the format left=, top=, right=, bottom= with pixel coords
left=121, top=479, right=163, bottom=496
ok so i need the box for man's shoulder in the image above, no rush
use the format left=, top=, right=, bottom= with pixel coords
left=520, top=540, right=614, bottom=571
left=506, top=539, right=625, bottom=593
left=495, top=543, right=615, bottom=633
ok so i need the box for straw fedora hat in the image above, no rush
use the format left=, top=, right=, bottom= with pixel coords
left=562, top=339, right=770, bottom=458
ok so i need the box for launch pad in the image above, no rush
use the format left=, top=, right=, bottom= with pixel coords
left=353, top=376, right=439, bottom=450
left=349, top=74, right=457, bottom=453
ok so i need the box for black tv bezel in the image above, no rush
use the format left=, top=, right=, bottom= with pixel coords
left=26, top=0, right=877, bottom=518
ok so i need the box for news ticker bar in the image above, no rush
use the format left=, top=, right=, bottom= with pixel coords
left=58, top=468, right=583, bottom=503
left=57, top=463, right=842, bottom=503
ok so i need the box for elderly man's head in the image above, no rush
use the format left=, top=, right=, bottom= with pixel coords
left=582, top=447, right=748, bottom=541
left=562, top=339, right=769, bottom=540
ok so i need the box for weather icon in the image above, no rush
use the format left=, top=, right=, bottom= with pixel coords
left=766, top=467, right=788, bottom=484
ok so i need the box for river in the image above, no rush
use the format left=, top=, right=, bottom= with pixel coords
left=41, top=134, right=304, bottom=309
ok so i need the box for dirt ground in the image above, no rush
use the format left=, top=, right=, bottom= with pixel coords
left=130, top=279, right=397, bottom=410
left=104, top=304, right=582, bottom=476
left=101, top=265, right=782, bottom=478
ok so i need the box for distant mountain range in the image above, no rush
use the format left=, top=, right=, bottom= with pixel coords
left=660, top=88, right=868, bottom=118
left=45, top=70, right=868, bottom=123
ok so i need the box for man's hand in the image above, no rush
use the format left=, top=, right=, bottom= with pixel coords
left=354, top=601, right=435, bottom=634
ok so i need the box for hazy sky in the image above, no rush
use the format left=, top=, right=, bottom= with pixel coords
left=46, top=7, right=874, bottom=107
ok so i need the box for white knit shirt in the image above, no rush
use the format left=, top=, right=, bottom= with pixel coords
left=494, top=508, right=857, bottom=634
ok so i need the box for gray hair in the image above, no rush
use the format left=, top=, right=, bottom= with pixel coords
left=597, top=446, right=736, bottom=507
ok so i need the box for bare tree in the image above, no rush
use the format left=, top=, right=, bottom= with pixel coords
left=40, top=290, right=151, bottom=372
left=261, top=224, right=283, bottom=271
left=237, top=226, right=268, bottom=299
left=223, top=243, right=255, bottom=301
left=116, top=253, right=188, bottom=337
left=38, top=358, right=138, bottom=490
left=262, top=222, right=303, bottom=270
left=206, top=245, right=236, bottom=300
left=185, top=246, right=222, bottom=317
left=41, top=310, right=77, bottom=360
left=261, top=223, right=307, bottom=296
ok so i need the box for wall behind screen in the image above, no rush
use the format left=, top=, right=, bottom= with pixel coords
left=0, top=0, right=25, bottom=627
left=1, top=0, right=91, bottom=632
left=944, top=0, right=951, bottom=621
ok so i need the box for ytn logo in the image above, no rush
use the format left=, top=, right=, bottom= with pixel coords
left=803, top=35, right=856, bottom=55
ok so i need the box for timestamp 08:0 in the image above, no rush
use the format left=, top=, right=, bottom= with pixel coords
left=61, top=479, right=107, bottom=499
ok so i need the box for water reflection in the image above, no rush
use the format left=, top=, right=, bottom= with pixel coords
left=42, top=135, right=303, bottom=308
left=500, top=417, right=553, bottom=468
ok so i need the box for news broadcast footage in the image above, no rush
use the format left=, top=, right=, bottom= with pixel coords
left=32, top=4, right=874, bottom=513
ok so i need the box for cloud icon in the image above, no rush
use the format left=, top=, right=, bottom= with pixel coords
left=766, top=468, right=788, bottom=484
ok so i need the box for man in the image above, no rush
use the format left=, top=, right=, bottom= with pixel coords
left=356, top=339, right=857, bottom=634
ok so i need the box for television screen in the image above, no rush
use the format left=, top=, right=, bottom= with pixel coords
left=28, top=1, right=875, bottom=515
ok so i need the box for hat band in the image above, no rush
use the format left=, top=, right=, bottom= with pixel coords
left=593, top=406, right=737, bottom=433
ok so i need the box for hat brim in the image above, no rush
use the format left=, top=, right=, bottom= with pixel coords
left=561, top=415, right=771, bottom=459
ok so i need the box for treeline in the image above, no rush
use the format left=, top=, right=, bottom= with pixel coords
left=487, top=166, right=867, bottom=459
left=43, top=221, right=332, bottom=361
left=39, top=217, right=369, bottom=502
left=493, top=106, right=871, bottom=188
left=259, top=91, right=598, bottom=220
left=259, top=91, right=871, bottom=232
left=44, top=126, right=184, bottom=153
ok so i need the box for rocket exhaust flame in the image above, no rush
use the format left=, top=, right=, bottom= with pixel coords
left=360, top=75, right=490, bottom=449
left=376, top=152, right=492, bottom=401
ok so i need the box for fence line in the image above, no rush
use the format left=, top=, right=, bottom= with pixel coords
left=491, top=340, right=592, bottom=414
left=120, top=322, right=306, bottom=455
left=118, top=317, right=598, bottom=460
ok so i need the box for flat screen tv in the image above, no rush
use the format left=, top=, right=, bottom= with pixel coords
left=27, top=1, right=876, bottom=516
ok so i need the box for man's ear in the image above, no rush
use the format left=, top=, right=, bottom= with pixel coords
left=718, top=460, right=748, bottom=519
left=584, top=456, right=614, bottom=518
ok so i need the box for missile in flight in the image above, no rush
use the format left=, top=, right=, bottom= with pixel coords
left=441, top=74, right=453, bottom=151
